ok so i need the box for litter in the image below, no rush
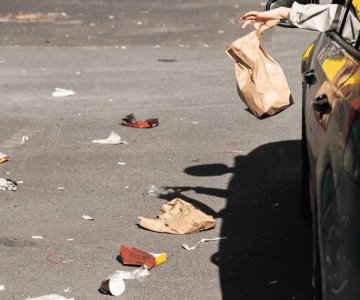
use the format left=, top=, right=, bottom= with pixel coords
left=100, top=266, right=150, bottom=297
left=0, top=152, right=9, bottom=164
left=66, top=238, right=74, bottom=241
left=0, top=285, right=4, bottom=291
left=32, top=236, right=44, bottom=239
left=142, top=185, right=160, bottom=197
left=121, top=114, right=159, bottom=128
left=57, top=187, right=64, bottom=190
left=182, top=237, right=227, bottom=251
left=63, top=287, right=71, bottom=293
left=82, top=215, right=94, bottom=221
left=0, top=178, right=17, bottom=191
left=0, top=12, right=69, bottom=23
left=138, top=198, right=217, bottom=234
left=52, top=88, right=75, bottom=98
left=24, top=295, right=74, bottom=300
left=117, top=162, right=126, bottom=165
left=21, top=136, right=29, bottom=144
left=92, top=131, right=128, bottom=145
left=47, top=252, right=73, bottom=265
left=119, top=244, right=167, bottom=269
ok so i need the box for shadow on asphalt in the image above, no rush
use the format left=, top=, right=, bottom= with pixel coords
left=161, top=140, right=312, bottom=299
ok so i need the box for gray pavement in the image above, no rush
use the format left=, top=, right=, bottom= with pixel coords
left=0, top=1, right=318, bottom=299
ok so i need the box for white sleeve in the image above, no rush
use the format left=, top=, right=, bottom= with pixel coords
left=288, top=2, right=342, bottom=32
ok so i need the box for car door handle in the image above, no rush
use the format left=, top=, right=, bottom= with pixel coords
left=312, top=94, right=331, bottom=115
left=302, top=69, right=316, bottom=85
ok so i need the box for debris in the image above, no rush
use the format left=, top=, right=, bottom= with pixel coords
left=63, top=287, right=71, bottom=293
left=82, top=215, right=94, bottom=221
left=0, top=152, right=9, bottom=164
left=92, top=131, right=128, bottom=145
left=47, top=252, right=73, bottom=265
left=66, top=238, right=74, bottom=241
left=0, top=285, right=4, bottom=291
left=24, top=294, right=74, bottom=300
left=120, top=244, right=167, bottom=269
left=21, top=136, right=29, bottom=144
left=142, top=185, right=160, bottom=197
left=192, top=121, right=199, bottom=124
left=182, top=237, right=227, bottom=251
left=138, top=198, right=217, bottom=234
left=121, top=114, right=159, bottom=128
left=0, top=12, right=69, bottom=23
left=100, top=266, right=150, bottom=297
left=117, top=162, right=126, bottom=165
left=17, top=180, right=24, bottom=184
left=0, top=178, right=17, bottom=191
left=32, top=236, right=44, bottom=239
left=52, top=88, right=75, bottom=98
left=57, top=187, right=64, bottom=190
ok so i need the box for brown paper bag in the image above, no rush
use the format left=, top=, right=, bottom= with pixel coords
left=138, top=198, right=216, bottom=234
left=226, top=31, right=293, bottom=118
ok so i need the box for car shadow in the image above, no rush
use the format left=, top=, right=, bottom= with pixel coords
left=161, top=140, right=312, bottom=299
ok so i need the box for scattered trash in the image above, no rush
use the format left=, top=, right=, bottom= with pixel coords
left=158, top=59, right=177, bottom=63
left=182, top=237, right=227, bottom=251
left=57, top=186, right=64, bottom=190
left=119, top=244, right=167, bottom=269
left=92, top=131, right=128, bottom=145
left=17, top=180, right=24, bottom=184
left=52, top=88, right=75, bottom=98
left=117, top=162, right=126, bottom=165
left=47, top=252, right=73, bottom=265
left=121, top=114, right=159, bottom=129
left=100, top=266, right=150, bottom=297
left=21, top=136, right=29, bottom=144
left=32, top=236, right=44, bottom=239
left=66, top=238, right=74, bottom=241
left=24, top=294, right=74, bottom=300
left=0, top=152, right=9, bottom=164
left=138, top=198, right=217, bottom=234
left=82, top=215, right=94, bottom=221
left=0, top=285, right=4, bottom=291
left=142, top=185, right=160, bottom=197
left=63, top=287, right=71, bottom=293
left=0, top=178, right=17, bottom=191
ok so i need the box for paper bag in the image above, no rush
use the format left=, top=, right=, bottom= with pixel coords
left=226, top=31, right=293, bottom=118
left=138, top=198, right=217, bottom=234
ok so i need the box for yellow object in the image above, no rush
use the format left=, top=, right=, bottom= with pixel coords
left=302, top=43, right=314, bottom=62
left=150, top=252, right=167, bottom=266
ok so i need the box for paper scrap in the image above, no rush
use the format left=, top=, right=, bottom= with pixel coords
left=52, top=88, right=75, bottom=97
left=117, top=162, right=126, bottom=165
left=82, top=215, right=94, bottom=221
left=0, top=285, right=4, bottom=291
left=63, top=287, right=71, bottom=293
left=24, top=294, right=74, bottom=300
left=32, top=236, right=44, bottom=239
left=92, top=131, right=128, bottom=145
left=182, top=237, right=227, bottom=251
left=21, top=136, right=29, bottom=144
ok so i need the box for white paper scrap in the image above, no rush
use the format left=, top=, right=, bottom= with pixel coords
left=0, top=285, right=4, bottom=291
left=182, top=237, right=227, bottom=251
left=32, top=236, right=44, bottom=239
left=117, top=162, right=126, bottom=165
left=24, top=294, right=74, bottom=300
left=52, top=88, right=75, bottom=98
left=82, top=215, right=94, bottom=221
left=92, top=131, right=128, bottom=145
left=113, top=266, right=150, bottom=281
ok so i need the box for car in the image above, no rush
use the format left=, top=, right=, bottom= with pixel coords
left=267, top=0, right=360, bottom=299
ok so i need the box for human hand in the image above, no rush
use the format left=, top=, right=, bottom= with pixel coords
left=240, top=7, right=290, bottom=34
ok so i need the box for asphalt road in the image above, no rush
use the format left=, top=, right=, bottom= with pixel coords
left=0, top=1, right=318, bottom=299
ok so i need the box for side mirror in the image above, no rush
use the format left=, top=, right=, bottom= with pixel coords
left=265, top=0, right=319, bottom=28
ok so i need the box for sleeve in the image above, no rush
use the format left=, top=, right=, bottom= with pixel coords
left=288, top=2, right=342, bottom=32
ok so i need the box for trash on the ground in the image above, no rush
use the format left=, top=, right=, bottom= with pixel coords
left=142, top=185, right=160, bottom=197
left=47, top=252, right=73, bottom=265
left=138, top=198, right=217, bottom=234
left=99, top=266, right=150, bottom=297
left=82, top=214, right=94, bottom=221
left=121, top=114, right=159, bottom=128
left=24, top=295, right=74, bottom=300
left=182, top=237, right=227, bottom=251
left=0, top=12, right=69, bottom=23
left=120, top=244, right=167, bottom=269
left=226, top=30, right=293, bottom=118
left=117, top=162, right=126, bottom=165
left=0, top=178, right=17, bottom=191
left=21, top=136, right=29, bottom=144
left=32, top=236, right=44, bottom=239
left=17, top=180, right=24, bottom=184
left=52, top=88, right=75, bottom=98
left=66, top=238, right=74, bottom=241
left=57, top=186, right=64, bottom=190
left=92, top=131, right=128, bottom=145
left=63, top=287, right=71, bottom=293
left=0, top=152, right=9, bottom=164
left=0, top=285, right=4, bottom=291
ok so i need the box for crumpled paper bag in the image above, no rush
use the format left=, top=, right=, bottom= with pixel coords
left=226, top=30, right=293, bottom=118
left=138, top=198, right=216, bottom=234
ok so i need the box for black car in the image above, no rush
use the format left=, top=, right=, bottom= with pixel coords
left=268, top=0, right=360, bottom=299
